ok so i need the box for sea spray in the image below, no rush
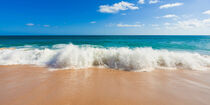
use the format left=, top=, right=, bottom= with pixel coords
left=0, top=44, right=210, bottom=71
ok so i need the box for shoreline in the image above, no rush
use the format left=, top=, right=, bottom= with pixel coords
left=0, top=65, right=210, bottom=105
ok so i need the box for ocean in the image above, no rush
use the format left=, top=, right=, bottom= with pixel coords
left=0, top=35, right=210, bottom=71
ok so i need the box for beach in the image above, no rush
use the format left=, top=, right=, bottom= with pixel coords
left=1, top=0, right=210, bottom=104
left=1, top=65, right=210, bottom=105
left=1, top=36, right=210, bottom=105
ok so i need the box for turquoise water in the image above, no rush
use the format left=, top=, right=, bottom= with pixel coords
left=0, top=35, right=210, bottom=71
left=0, top=35, right=210, bottom=54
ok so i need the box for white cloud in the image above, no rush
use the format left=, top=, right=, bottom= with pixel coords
left=151, top=24, right=160, bottom=30
left=203, top=18, right=210, bottom=27
left=26, top=23, right=34, bottom=26
left=43, top=25, right=50, bottom=27
left=117, top=23, right=143, bottom=27
left=149, top=0, right=159, bottom=4
left=176, top=19, right=203, bottom=29
left=138, top=0, right=144, bottom=4
left=163, top=14, right=178, bottom=18
left=203, top=10, right=210, bottom=15
left=99, top=1, right=139, bottom=13
left=152, top=24, right=159, bottom=27
left=203, top=18, right=210, bottom=23
left=164, top=18, right=210, bottom=30
left=160, top=3, right=183, bottom=9
left=155, top=16, right=161, bottom=19
left=164, top=22, right=171, bottom=26
left=90, top=21, right=96, bottom=24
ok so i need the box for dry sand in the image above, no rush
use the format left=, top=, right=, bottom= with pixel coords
left=0, top=65, right=210, bottom=105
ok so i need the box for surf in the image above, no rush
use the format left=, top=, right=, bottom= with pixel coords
left=0, top=44, right=210, bottom=71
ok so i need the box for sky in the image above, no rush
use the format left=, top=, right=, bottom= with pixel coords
left=0, top=0, right=210, bottom=35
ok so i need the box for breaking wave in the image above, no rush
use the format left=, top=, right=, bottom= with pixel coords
left=0, top=44, right=210, bottom=71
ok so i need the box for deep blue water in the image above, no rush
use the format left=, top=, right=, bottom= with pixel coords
left=0, top=35, right=210, bottom=54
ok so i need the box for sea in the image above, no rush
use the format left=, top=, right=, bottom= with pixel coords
left=0, top=35, right=210, bottom=71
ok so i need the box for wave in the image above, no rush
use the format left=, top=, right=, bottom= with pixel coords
left=0, top=44, right=210, bottom=71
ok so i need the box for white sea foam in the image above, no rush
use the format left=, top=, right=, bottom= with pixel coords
left=0, top=44, right=210, bottom=71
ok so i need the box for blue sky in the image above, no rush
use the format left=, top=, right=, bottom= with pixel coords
left=0, top=0, right=210, bottom=35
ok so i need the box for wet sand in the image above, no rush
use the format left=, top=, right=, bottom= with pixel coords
left=0, top=65, right=210, bottom=105
left=0, top=48, right=15, bottom=50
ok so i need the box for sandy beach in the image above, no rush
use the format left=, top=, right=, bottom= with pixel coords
left=0, top=65, right=210, bottom=105
left=1, top=0, right=210, bottom=104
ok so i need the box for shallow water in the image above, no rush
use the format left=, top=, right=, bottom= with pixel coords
left=1, top=35, right=210, bottom=54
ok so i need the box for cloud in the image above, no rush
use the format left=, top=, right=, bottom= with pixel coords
left=164, top=18, right=210, bottom=30
left=139, top=0, right=159, bottom=4
left=26, top=23, right=34, bottom=26
left=138, top=0, right=144, bottom=4
left=176, top=19, right=203, bottom=29
left=152, top=24, right=159, bottom=27
left=155, top=16, right=161, bottom=19
left=149, top=0, right=159, bottom=4
left=160, top=3, right=183, bottom=9
left=163, top=14, right=178, bottom=18
left=99, top=1, right=139, bottom=13
left=90, top=21, right=96, bottom=24
left=203, top=18, right=210, bottom=26
left=164, top=22, right=171, bottom=26
left=152, top=24, right=160, bottom=29
left=117, top=23, right=143, bottom=27
left=43, top=25, right=50, bottom=27
left=203, top=10, right=210, bottom=15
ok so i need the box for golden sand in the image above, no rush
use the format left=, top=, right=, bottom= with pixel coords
left=0, top=65, right=210, bottom=105
left=0, top=48, right=15, bottom=50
